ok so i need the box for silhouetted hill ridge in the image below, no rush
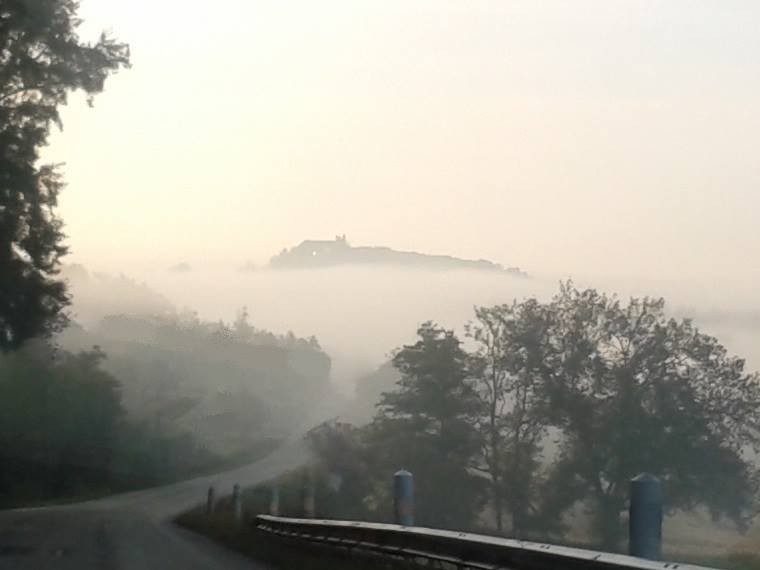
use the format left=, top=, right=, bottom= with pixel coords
left=270, top=236, right=527, bottom=276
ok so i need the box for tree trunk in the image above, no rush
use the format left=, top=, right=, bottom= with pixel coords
left=493, top=477, right=503, bottom=531
left=594, top=493, right=624, bottom=551
left=510, top=392, right=526, bottom=537
left=490, top=402, right=503, bottom=532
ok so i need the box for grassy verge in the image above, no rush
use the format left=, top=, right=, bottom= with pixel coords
left=671, top=552, right=760, bottom=570
left=175, top=464, right=397, bottom=570
left=177, top=505, right=760, bottom=570
left=175, top=466, right=758, bottom=570
left=176, top=506, right=395, bottom=570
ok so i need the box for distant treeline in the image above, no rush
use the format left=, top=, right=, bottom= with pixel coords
left=308, top=282, right=760, bottom=551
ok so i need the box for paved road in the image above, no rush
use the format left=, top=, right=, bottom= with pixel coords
left=0, top=437, right=310, bottom=569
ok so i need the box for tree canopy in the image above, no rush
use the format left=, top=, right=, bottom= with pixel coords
left=0, top=0, right=129, bottom=350
left=468, top=299, right=553, bottom=535
left=0, top=342, right=121, bottom=498
left=540, top=283, right=760, bottom=547
left=306, top=284, right=760, bottom=552
left=370, top=322, right=484, bottom=528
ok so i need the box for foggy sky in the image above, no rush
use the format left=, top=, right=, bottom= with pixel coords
left=47, top=2, right=759, bottom=310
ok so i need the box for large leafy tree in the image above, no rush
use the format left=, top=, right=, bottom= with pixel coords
left=0, top=0, right=129, bottom=349
left=540, top=283, right=760, bottom=548
left=468, top=299, right=553, bottom=536
left=0, top=341, right=122, bottom=500
left=370, top=322, right=484, bottom=528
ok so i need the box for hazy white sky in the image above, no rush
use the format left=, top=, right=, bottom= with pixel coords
left=48, top=1, right=760, bottom=286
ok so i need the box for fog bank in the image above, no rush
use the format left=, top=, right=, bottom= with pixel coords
left=72, top=266, right=760, bottom=394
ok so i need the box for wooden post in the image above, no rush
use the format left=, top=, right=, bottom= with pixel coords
left=269, top=486, right=280, bottom=516
left=206, top=485, right=215, bottom=515
left=232, top=483, right=243, bottom=522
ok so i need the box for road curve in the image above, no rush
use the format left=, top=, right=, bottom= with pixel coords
left=0, top=437, right=310, bottom=569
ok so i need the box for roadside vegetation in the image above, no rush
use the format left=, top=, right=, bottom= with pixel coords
left=333, top=283, right=760, bottom=552
left=179, top=281, right=760, bottom=569
left=177, top=463, right=760, bottom=570
left=0, top=308, right=323, bottom=507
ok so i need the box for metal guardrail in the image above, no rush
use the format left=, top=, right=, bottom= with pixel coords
left=255, top=515, right=717, bottom=570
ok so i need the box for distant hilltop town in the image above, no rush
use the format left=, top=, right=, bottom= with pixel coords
left=269, top=236, right=527, bottom=277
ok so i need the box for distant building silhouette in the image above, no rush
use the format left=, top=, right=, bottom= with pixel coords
left=269, top=237, right=527, bottom=276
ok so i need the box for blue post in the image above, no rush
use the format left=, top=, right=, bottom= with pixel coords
left=394, top=469, right=414, bottom=526
left=629, top=473, right=662, bottom=560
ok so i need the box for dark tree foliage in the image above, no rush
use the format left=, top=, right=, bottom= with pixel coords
left=468, top=300, right=553, bottom=536
left=370, top=322, right=484, bottom=529
left=540, top=283, right=760, bottom=548
left=307, top=423, right=377, bottom=520
left=281, top=286, right=759, bottom=549
left=0, top=341, right=121, bottom=500
left=0, top=0, right=129, bottom=349
left=353, top=361, right=400, bottom=422
left=0, top=340, right=226, bottom=505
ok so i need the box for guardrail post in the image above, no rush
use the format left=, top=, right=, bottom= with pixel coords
left=270, top=486, right=280, bottom=516
left=232, top=483, right=243, bottom=522
left=394, top=469, right=414, bottom=526
left=303, top=468, right=316, bottom=518
left=629, top=473, right=662, bottom=560
left=206, top=485, right=215, bottom=515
